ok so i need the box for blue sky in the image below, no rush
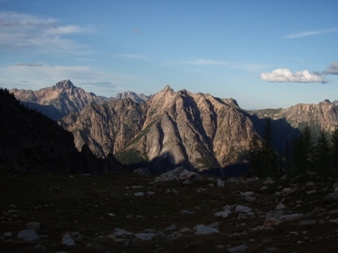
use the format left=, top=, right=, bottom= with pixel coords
left=0, top=0, right=337, bottom=109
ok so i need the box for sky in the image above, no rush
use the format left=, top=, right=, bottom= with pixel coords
left=0, top=0, right=337, bottom=109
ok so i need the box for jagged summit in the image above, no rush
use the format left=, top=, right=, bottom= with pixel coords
left=54, top=79, right=75, bottom=90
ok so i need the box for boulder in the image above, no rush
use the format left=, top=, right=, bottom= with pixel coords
left=17, top=229, right=40, bottom=242
left=26, top=222, right=41, bottom=230
left=133, top=168, right=152, bottom=176
left=155, top=167, right=203, bottom=182
left=135, top=233, right=154, bottom=240
left=227, top=244, right=249, bottom=253
left=194, top=225, right=220, bottom=235
left=235, top=205, right=252, bottom=213
left=325, top=192, right=338, bottom=203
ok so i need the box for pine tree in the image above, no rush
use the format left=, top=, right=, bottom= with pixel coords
left=315, top=129, right=330, bottom=172
left=248, top=134, right=261, bottom=177
left=302, top=125, right=315, bottom=166
left=261, top=118, right=278, bottom=177
left=290, top=125, right=315, bottom=175
left=332, top=126, right=338, bottom=169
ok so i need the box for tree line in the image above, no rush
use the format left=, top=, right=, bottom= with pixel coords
left=248, top=118, right=338, bottom=178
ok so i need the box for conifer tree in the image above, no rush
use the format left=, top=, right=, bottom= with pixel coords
left=332, top=126, right=338, bottom=169
left=261, top=118, right=278, bottom=177
left=315, top=129, right=330, bottom=172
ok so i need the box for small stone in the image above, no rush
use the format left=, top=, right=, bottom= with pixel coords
left=17, top=229, right=40, bottom=242
left=131, top=185, right=143, bottom=189
left=180, top=210, right=194, bottom=214
left=275, top=203, right=287, bottom=210
left=214, top=209, right=231, bottom=218
left=135, top=233, right=154, bottom=240
left=114, top=228, right=133, bottom=237
left=108, top=213, right=115, bottom=217
left=261, top=186, right=268, bottom=190
left=133, top=168, right=152, bottom=176
left=3, top=232, right=12, bottom=237
left=183, top=179, right=192, bottom=185
left=235, top=205, right=252, bottom=213
left=195, top=225, right=220, bottom=235
left=34, top=244, right=47, bottom=250
left=217, top=178, right=225, bottom=187
left=325, top=192, right=338, bottom=203
left=134, top=192, right=144, bottom=197
left=26, top=222, right=41, bottom=230
left=227, top=244, right=249, bottom=253
left=165, top=224, right=177, bottom=231
left=280, top=214, right=303, bottom=221
left=264, top=218, right=281, bottom=227
left=61, top=233, right=76, bottom=246
left=263, top=177, right=275, bottom=184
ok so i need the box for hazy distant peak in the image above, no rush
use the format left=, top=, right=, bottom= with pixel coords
left=162, top=85, right=174, bottom=93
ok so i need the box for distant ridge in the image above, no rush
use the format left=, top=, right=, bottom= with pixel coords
left=10, top=80, right=150, bottom=120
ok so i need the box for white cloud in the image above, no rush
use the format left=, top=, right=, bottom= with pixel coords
left=0, top=64, right=132, bottom=95
left=0, top=11, right=93, bottom=55
left=324, top=62, right=338, bottom=75
left=287, top=28, right=338, bottom=38
left=261, top=68, right=326, bottom=83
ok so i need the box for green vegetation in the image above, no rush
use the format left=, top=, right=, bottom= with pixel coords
left=115, top=148, right=147, bottom=166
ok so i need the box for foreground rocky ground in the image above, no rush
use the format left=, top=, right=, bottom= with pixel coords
left=1, top=168, right=338, bottom=252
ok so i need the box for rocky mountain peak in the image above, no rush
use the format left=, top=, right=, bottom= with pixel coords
left=54, top=79, right=75, bottom=91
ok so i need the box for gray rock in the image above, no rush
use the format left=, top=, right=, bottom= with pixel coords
left=155, top=167, right=203, bottom=182
left=214, top=209, right=231, bottom=218
left=61, top=233, right=76, bottom=246
left=26, top=222, right=41, bottom=230
left=325, top=192, right=338, bottom=203
left=235, top=205, right=252, bottom=213
left=217, top=178, right=225, bottom=187
left=165, top=224, right=177, bottom=231
left=133, top=168, right=152, bottom=176
left=114, top=228, right=133, bottom=237
left=195, top=225, right=220, bottom=235
left=227, top=244, right=249, bottom=253
left=3, top=232, right=12, bottom=237
left=17, top=229, right=40, bottom=242
left=280, top=214, right=304, bottom=221
left=34, top=244, right=47, bottom=250
left=180, top=210, right=194, bottom=215
left=134, top=192, right=145, bottom=197
left=263, top=177, right=275, bottom=184
left=135, top=233, right=154, bottom=240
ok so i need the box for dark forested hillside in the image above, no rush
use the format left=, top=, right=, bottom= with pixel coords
left=0, top=88, right=122, bottom=174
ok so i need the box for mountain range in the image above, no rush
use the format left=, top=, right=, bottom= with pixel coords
left=7, top=80, right=338, bottom=174
left=10, top=80, right=150, bottom=120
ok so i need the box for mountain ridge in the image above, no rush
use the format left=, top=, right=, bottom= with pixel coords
left=59, top=85, right=257, bottom=172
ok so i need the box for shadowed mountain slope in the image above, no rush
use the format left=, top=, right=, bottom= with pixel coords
left=0, top=88, right=122, bottom=174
